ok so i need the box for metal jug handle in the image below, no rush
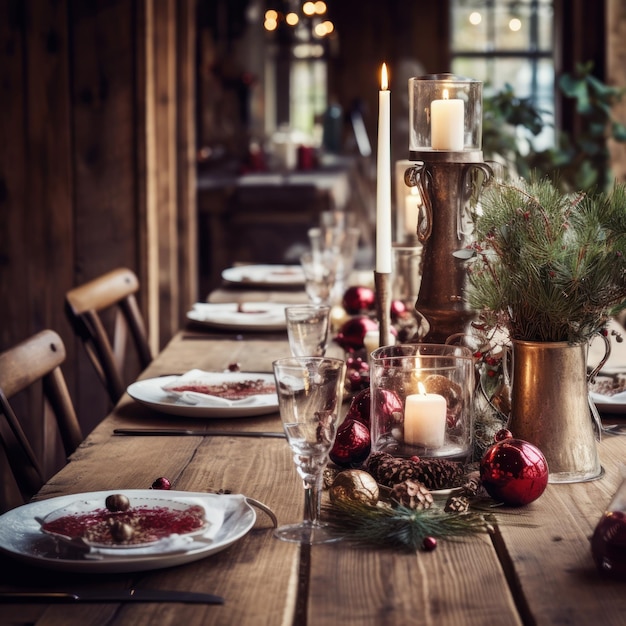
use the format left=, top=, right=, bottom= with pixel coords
left=587, top=330, right=611, bottom=384
left=587, top=329, right=612, bottom=442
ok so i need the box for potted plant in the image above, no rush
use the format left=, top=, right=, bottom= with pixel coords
left=467, top=176, right=626, bottom=483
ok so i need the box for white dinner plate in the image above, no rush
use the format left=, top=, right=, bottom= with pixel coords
left=127, top=373, right=279, bottom=418
left=0, top=490, right=256, bottom=573
left=186, top=302, right=289, bottom=331
left=221, top=264, right=305, bottom=287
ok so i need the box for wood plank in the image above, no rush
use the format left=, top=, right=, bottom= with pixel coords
left=175, top=0, right=198, bottom=316
left=310, top=537, right=521, bottom=626
left=493, top=435, right=626, bottom=626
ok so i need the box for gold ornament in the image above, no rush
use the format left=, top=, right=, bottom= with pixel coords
left=329, top=470, right=380, bottom=506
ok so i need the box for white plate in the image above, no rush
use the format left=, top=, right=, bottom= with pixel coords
left=0, top=490, right=256, bottom=573
left=127, top=373, right=279, bottom=418
left=186, top=302, right=289, bottom=331
left=589, top=390, right=626, bottom=415
left=221, top=264, right=305, bottom=287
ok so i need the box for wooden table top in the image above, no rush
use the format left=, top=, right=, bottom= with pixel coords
left=1, top=286, right=625, bottom=626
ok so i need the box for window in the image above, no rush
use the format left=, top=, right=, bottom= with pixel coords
left=450, top=0, right=554, bottom=149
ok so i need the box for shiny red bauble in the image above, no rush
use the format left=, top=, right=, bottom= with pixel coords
left=372, top=387, right=404, bottom=432
left=345, top=388, right=371, bottom=427
left=151, top=476, right=171, bottom=490
left=329, top=418, right=371, bottom=467
left=390, top=300, right=407, bottom=319
left=480, top=429, right=548, bottom=506
left=342, top=286, right=376, bottom=314
left=334, top=316, right=379, bottom=351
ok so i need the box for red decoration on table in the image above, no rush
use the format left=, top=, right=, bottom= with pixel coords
left=422, top=536, right=438, bottom=551
left=591, top=510, right=626, bottom=579
left=329, top=419, right=371, bottom=467
left=345, top=387, right=371, bottom=427
left=342, top=286, right=376, bottom=314
left=334, top=316, right=379, bottom=351
left=151, top=477, right=172, bottom=490
left=390, top=299, right=407, bottom=319
left=479, top=429, right=548, bottom=506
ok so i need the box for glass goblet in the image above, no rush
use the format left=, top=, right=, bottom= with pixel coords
left=299, top=251, right=337, bottom=305
left=285, top=304, right=331, bottom=357
left=272, top=356, right=346, bottom=544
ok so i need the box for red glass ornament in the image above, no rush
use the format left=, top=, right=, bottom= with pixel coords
left=480, top=431, right=548, bottom=506
left=329, top=419, right=371, bottom=467
left=372, top=387, right=404, bottom=432
left=335, top=316, right=379, bottom=351
left=591, top=477, right=626, bottom=579
left=151, top=476, right=171, bottom=490
left=422, top=536, right=437, bottom=551
left=342, top=286, right=376, bottom=314
left=345, top=388, right=371, bottom=427
left=591, top=511, right=626, bottom=579
left=390, top=300, right=407, bottom=319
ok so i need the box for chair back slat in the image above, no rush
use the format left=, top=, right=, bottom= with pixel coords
left=65, top=268, right=152, bottom=405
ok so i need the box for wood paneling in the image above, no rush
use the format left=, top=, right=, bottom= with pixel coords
left=0, top=0, right=197, bottom=457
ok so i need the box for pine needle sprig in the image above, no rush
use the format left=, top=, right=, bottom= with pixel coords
left=322, top=500, right=492, bottom=552
left=468, top=176, right=626, bottom=343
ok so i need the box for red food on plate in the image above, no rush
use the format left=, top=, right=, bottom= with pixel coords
left=170, top=379, right=276, bottom=400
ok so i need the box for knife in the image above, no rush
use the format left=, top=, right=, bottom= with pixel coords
left=0, top=589, right=224, bottom=604
left=114, top=428, right=285, bottom=438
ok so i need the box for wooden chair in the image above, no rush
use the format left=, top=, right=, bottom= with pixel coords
left=0, top=330, right=83, bottom=512
left=65, top=268, right=153, bottom=405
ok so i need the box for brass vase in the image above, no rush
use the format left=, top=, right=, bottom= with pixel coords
left=508, top=339, right=607, bottom=484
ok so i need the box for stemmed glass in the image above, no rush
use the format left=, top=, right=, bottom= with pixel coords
left=285, top=304, right=331, bottom=357
left=272, top=356, right=346, bottom=544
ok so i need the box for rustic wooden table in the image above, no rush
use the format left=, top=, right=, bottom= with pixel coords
left=1, top=287, right=625, bottom=626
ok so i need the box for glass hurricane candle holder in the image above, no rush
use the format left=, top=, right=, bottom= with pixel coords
left=370, top=344, right=475, bottom=461
left=408, top=74, right=483, bottom=158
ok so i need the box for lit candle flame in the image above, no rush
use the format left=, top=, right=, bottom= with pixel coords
left=381, top=63, right=388, bottom=91
left=443, top=88, right=449, bottom=100
left=418, top=381, right=427, bottom=395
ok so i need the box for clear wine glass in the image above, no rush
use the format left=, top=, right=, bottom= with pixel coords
left=272, top=356, right=346, bottom=544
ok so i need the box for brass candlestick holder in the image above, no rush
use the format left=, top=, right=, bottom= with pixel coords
left=405, top=151, right=491, bottom=342
left=405, top=73, right=492, bottom=343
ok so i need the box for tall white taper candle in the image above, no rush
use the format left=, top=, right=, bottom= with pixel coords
left=376, top=63, right=392, bottom=273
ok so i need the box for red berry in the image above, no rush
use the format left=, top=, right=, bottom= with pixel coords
left=151, top=476, right=171, bottom=490
left=494, top=428, right=512, bottom=442
left=422, top=536, right=437, bottom=551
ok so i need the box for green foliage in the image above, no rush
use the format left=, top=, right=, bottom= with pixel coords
left=467, top=177, right=626, bottom=343
left=483, top=62, right=626, bottom=193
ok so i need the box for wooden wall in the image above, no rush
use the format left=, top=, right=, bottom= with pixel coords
left=0, top=0, right=196, bottom=475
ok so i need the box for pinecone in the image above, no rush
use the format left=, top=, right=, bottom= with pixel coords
left=444, top=471, right=487, bottom=513
left=366, top=452, right=464, bottom=490
left=390, top=479, right=433, bottom=510
left=444, top=494, right=470, bottom=513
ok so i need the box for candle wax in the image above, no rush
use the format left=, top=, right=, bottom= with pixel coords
left=404, top=392, right=447, bottom=448
left=431, top=91, right=464, bottom=151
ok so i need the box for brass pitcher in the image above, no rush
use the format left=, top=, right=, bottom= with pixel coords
left=508, top=339, right=608, bottom=484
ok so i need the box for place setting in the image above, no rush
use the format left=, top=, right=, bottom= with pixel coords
left=186, top=301, right=292, bottom=332
left=127, top=368, right=279, bottom=418
left=220, top=264, right=305, bottom=288
left=0, top=489, right=259, bottom=574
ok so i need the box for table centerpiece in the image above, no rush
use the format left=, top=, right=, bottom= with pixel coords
left=466, top=175, right=626, bottom=482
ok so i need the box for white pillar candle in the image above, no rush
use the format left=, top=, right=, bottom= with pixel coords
left=404, top=382, right=447, bottom=448
left=431, top=89, right=464, bottom=151
left=376, top=63, right=392, bottom=273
